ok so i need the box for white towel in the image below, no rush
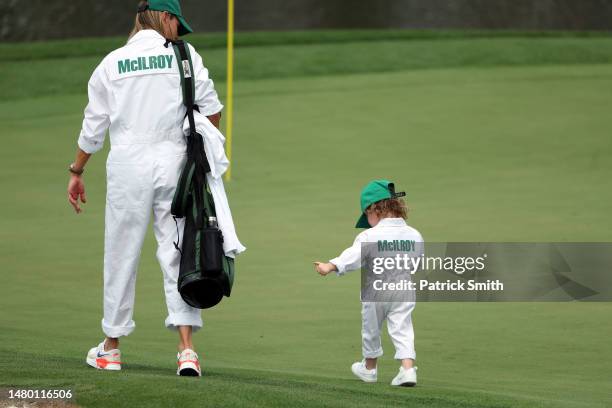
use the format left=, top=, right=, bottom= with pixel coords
left=183, top=111, right=246, bottom=258
left=183, top=111, right=229, bottom=179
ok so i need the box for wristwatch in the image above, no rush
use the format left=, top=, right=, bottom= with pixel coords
left=69, top=163, right=84, bottom=175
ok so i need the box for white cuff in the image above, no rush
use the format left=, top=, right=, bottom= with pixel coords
left=198, top=103, right=224, bottom=117
left=78, top=134, right=103, bottom=154
left=329, top=258, right=345, bottom=276
left=363, top=347, right=384, bottom=359
left=165, top=312, right=203, bottom=332
left=102, top=318, right=135, bottom=338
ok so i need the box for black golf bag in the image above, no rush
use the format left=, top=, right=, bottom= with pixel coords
left=170, top=40, right=234, bottom=309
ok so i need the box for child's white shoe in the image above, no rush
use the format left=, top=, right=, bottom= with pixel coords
left=391, top=366, right=417, bottom=387
left=86, top=341, right=122, bottom=371
left=177, top=348, right=201, bottom=377
left=351, top=360, right=377, bottom=383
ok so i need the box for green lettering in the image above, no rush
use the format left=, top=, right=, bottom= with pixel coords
left=165, top=55, right=173, bottom=68
left=149, top=55, right=158, bottom=69
left=157, top=55, right=165, bottom=69
left=130, top=60, right=138, bottom=72
left=118, top=59, right=130, bottom=74
left=377, top=240, right=417, bottom=252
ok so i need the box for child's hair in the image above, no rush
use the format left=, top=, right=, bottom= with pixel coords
left=366, top=198, right=408, bottom=219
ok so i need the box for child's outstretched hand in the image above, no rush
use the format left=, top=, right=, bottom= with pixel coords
left=314, top=262, right=337, bottom=276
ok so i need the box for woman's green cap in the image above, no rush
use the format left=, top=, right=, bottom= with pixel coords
left=147, top=0, right=193, bottom=36
left=355, top=179, right=406, bottom=228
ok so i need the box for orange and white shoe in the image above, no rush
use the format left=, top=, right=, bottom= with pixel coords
left=177, top=348, right=201, bottom=376
left=86, top=341, right=122, bottom=371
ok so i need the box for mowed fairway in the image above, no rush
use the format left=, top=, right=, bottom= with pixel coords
left=1, top=35, right=612, bottom=407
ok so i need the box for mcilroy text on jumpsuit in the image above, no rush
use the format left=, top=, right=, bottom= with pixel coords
left=77, top=30, right=223, bottom=337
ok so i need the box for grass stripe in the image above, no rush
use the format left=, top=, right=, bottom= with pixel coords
left=1, top=29, right=611, bottom=62
left=3, top=36, right=612, bottom=102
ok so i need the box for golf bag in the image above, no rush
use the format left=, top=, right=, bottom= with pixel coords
left=170, top=40, right=234, bottom=309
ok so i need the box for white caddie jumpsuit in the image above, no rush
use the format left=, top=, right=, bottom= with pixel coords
left=77, top=29, right=223, bottom=338
left=329, top=218, right=424, bottom=360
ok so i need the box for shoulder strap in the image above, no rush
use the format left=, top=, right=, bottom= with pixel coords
left=170, top=40, right=211, bottom=229
left=172, top=40, right=197, bottom=133
left=171, top=40, right=210, bottom=174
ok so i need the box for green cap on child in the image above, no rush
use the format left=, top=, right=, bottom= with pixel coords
left=356, top=180, right=406, bottom=228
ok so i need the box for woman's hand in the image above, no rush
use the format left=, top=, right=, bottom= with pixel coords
left=67, top=174, right=87, bottom=214
left=314, top=262, right=337, bottom=276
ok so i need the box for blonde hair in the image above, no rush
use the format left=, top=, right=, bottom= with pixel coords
left=129, top=1, right=177, bottom=41
left=366, top=198, right=409, bottom=220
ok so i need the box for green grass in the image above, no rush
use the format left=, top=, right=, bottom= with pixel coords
left=1, top=32, right=612, bottom=407
left=2, top=29, right=610, bottom=62
left=3, top=31, right=612, bottom=101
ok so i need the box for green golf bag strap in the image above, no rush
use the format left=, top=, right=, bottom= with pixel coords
left=170, top=40, right=211, bottom=222
left=172, top=40, right=196, bottom=128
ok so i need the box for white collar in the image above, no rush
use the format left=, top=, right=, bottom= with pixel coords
left=127, top=29, right=166, bottom=44
left=376, top=218, right=407, bottom=227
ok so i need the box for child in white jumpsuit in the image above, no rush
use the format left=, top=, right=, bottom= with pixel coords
left=66, top=1, right=220, bottom=376
left=315, top=180, right=423, bottom=386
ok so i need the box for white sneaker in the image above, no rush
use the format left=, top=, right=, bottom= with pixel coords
left=391, top=366, right=417, bottom=387
left=351, top=360, right=377, bottom=383
left=86, top=341, right=122, bottom=371
left=177, top=348, right=201, bottom=377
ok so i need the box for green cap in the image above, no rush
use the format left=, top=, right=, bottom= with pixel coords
left=147, top=0, right=193, bottom=36
left=355, top=179, right=406, bottom=228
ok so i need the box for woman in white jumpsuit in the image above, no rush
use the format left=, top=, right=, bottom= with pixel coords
left=66, top=0, right=221, bottom=376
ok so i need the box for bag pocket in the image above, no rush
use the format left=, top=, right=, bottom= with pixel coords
left=200, top=226, right=224, bottom=275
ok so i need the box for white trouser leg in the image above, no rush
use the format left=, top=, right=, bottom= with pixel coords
left=102, top=161, right=153, bottom=338
left=152, top=154, right=203, bottom=332
left=386, top=302, right=416, bottom=360
left=361, top=302, right=385, bottom=359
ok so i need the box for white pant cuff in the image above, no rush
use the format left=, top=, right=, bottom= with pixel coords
left=394, top=352, right=416, bottom=360
left=363, top=348, right=383, bottom=359
left=102, top=318, right=136, bottom=338
left=165, top=312, right=203, bottom=332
